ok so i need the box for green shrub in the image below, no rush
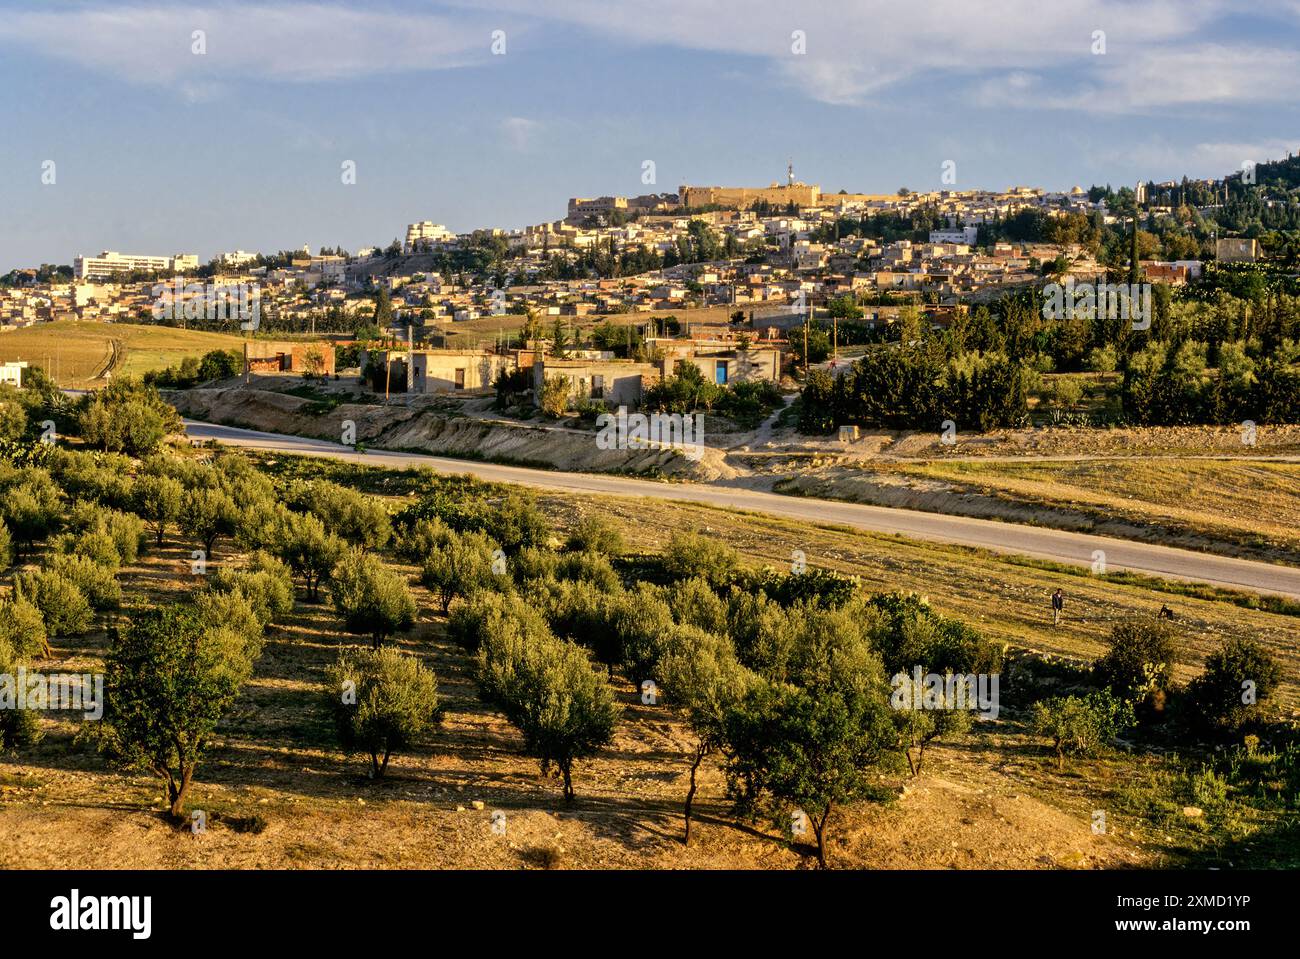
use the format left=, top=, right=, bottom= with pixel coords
left=662, top=531, right=738, bottom=589
left=1031, top=690, right=1134, bottom=769
left=566, top=515, right=624, bottom=556
left=1187, top=637, right=1282, bottom=733
left=1093, top=618, right=1177, bottom=709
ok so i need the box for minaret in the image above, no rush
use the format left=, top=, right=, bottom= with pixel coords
left=788, top=159, right=794, bottom=187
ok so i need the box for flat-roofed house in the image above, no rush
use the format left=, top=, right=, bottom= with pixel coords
left=532, top=356, right=660, bottom=407
left=246, top=341, right=336, bottom=376
left=649, top=339, right=783, bottom=385
left=409, top=349, right=515, bottom=394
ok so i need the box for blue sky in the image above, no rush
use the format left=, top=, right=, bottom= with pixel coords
left=1, top=0, right=1298, bottom=272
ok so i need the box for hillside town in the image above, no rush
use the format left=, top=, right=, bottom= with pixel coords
left=1, top=169, right=1231, bottom=336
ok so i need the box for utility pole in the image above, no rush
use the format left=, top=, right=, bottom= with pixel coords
left=803, top=306, right=810, bottom=375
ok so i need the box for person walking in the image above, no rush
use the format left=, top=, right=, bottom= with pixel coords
left=1051, top=588, right=1064, bottom=626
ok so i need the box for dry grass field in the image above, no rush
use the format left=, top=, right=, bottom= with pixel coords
left=0, top=321, right=250, bottom=387
left=2, top=451, right=1296, bottom=870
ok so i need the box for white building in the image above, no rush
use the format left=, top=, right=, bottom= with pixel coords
left=405, top=221, right=455, bottom=252
left=74, top=251, right=199, bottom=279
left=0, top=361, right=28, bottom=387
left=929, top=226, right=980, bottom=245
left=219, top=250, right=259, bottom=268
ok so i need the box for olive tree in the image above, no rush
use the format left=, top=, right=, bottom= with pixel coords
left=329, top=548, right=417, bottom=648
left=16, top=568, right=93, bottom=638
left=76, top=379, right=182, bottom=456
left=209, top=552, right=295, bottom=629
left=658, top=625, right=754, bottom=843
left=662, top=531, right=738, bottom=589
left=0, top=635, right=42, bottom=750
left=324, top=647, right=441, bottom=778
left=0, top=594, right=48, bottom=660
left=104, top=604, right=251, bottom=818
left=134, top=474, right=184, bottom=546
left=476, top=627, right=620, bottom=801
left=1092, top=618, right=1177, bottom=711
left=276, top=511, right=345, bottom=601
left=181, top=486, right=240, bottom=558
left=420, top=529, right=501, bottom=613
left=722, top=628, right=898, bottom=868
left=285, top=479, right=392, bottom=551
left=892, top=686, right=973, bottom=776
left=1, top=469, right=63, bottom=557
left=565, top=514, right=624, bottom=556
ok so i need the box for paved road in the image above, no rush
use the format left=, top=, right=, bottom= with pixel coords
left=184, top=419, right=1300, bottom=600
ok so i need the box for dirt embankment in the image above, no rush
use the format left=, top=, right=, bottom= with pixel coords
left=168, top=388, right=739, bottom=481
left=781, top=469, right=1158, bottom=539
left=778, top=465, right=1300, bottom=565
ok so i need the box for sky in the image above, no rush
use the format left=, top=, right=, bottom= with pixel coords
left=1, top=0, right=1298, bottom=272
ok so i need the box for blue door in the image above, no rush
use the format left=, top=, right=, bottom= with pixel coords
left=715, top=361, right=728, bottom=385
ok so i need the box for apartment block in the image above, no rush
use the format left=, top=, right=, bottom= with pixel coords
left=74, top=251, right=199, bottom=279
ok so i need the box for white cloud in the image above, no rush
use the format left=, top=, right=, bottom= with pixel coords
left=1108, top=139, right=1299, bottom=181
left=500, top=116, right=541, bottom=152
left=3, top=0, right=1296, bottom=116
left=974, top=44, right=1300, bottom=114
left=0, top=3, right=501, bottom=87
left=464, top=0, right=1234, bottom=109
